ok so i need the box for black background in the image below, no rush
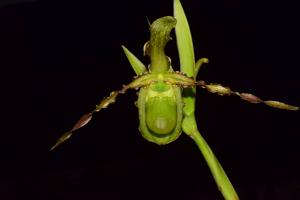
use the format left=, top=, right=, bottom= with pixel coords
left=0, top=0, right=299, bottom=199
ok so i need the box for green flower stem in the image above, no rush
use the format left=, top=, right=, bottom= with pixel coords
left=192, top=129, right=239, bottom=200
left=188, top=122, right=239, bottom=200
left=182, top=112, right=239, bottom=200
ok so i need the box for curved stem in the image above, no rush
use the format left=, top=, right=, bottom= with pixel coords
left=191, top=129, right=239, bottom=200
left=182, top=114, right=239, bottom=200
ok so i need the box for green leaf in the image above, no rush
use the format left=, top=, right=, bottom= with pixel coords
left=174, top=0, right=195, bottom=77
left=122, top=45, right=146, bottom=75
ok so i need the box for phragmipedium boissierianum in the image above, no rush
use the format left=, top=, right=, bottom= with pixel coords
left=51, top=1, right=298, bottom=199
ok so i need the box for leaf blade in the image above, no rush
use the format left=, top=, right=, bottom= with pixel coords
left=174, top=0, right=195, bottom=77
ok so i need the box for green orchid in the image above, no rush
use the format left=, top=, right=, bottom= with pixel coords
left=51, top=0, right=298, bottom=199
